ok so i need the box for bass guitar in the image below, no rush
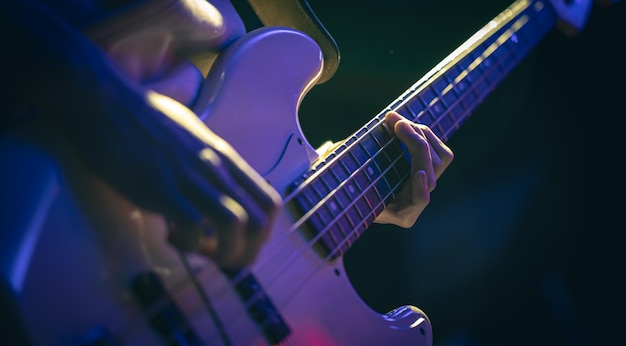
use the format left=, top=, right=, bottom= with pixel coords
left=1, top=0, right=592, bottom=344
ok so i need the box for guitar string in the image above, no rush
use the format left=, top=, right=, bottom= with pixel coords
left=212, top=19, right=548, bottom=338
left=178, top=249, right=233, bottom=346
left=244, top=1, right=543, bottom=273
left=152, top=4, right=548, bottom=338
left=171, top=132, right=412, bottom=340
left=164, top=0, right=527, bottom=308
left=176, top=36, right=524, bottom=334
left=227, top=2, right=541, bottom=330
left=191, top=9, right=544, bottom=332
left=244, top=7, right=537, bottom=279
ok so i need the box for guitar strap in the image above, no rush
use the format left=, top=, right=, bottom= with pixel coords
left=246, top=0, right=340, bottom=84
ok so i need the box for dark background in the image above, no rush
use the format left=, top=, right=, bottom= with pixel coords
left=238, top=0, right=625, bottom=345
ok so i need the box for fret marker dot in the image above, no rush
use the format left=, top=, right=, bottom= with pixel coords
left=367, top=167, right=375, bottom=175
left=434, top=104, right=441, bottom=112
left=330, top=202, right=337, bottom=211
left=348, top=185, right=355, bottom=194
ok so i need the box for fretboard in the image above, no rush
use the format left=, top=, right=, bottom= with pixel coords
left=290, top=0, right=557, bottom=260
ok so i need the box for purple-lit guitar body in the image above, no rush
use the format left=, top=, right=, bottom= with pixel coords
left=1, top=1, right=591, bottom=345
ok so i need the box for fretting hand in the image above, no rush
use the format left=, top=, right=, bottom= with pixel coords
left=375, top=111, right=454, bottom=227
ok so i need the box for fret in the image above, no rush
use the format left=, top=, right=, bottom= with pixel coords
left=405, top=100, right=425, bottom=123
left=501, top=47, right=519, bottom=74
left=450, top=64, right=464, bottom=78
left=338, top=214, right=360, bottom=245
left=497, top=37, right=517, bottom=74
left=338, top=211, right=356, bottom=231
left=388, top=147, right=410, bottom=183
left=436, top=112, right=453, bottom=140
left=379, top=139, right=409, bottom=185
left=457, top=60, right=488, bottom=111
left=414, top=103, right=432, bottom=126
left=298, top=186, right=318, bottom=210
left=326, top=170, right=359, bottom=235
left=419, top=87, right=438, bottom=110
left=329, top=226, right=351, bottom=257
left=354, top=163, right=382, bottom=211
left=523, top=14, right=542, bottom=40
left=359, top=129, right=387, bottom=159
left=325, top=221, right=343, bottom=249
left=432, top=76, right=449, bottom=97
left=457, top=54, right=473, bottom=73
left=441, top=86, right=457, bottom=110
left=469, top=65, right=490, bottom=99
left=327, top=218, right=368, bottom=259
left=444, top=71, right=468, bottom=125
left=370, top=162, right=394, bottom=205
left=308, top=197, right=357, bottom=256
left=352, top=143, right=370, bottom=168
left=357, top=141, right=376, bottom=163
left=428, top=107, right=444, bottom=133
left=477, top=44, right=494, bottom=67
left=516, top=26, right=535, bottom=55
left=457, top=76, right=472, bottom=96
left=427, top=100, right=446, bottom=138
left=371, top=139, right=406, bottom=195
left=351, top=170, right=370, bottom=191
left=319, top=171, right=339, bottom=192
left=370, top=125, right=391, bottom=148
left=365, top=188, right=385, bottom=217
left=468, top=49, right=482, bottom=67
left=352, top=170, right=370, bottom=195
left=308, top=213, right=338, bottom=255
left=369, top=143, right=392, bottom=168
left=310, top=179, right=329, bottom=201
left=350, top=146, right=370, bottom=167
left=453, top=69, right=472, bottom=94
left=329, top=160, right=349, bottom=182
left=340, top=151, right=360, bottom=176
left=347, top=204, right=365, bottom=228
left=440, top=81, right=457, bottom=122
left=326, top=184, right=355, bottom=230
left=480, top=56, right=499, bottom=87
left=461, top=85, right=480, bottom=111
left=450, top=98, right=466, bottom=122
left=326, top=195, right=342, bottom=220
left=327, top=167, right=360, bottom=217
left=363, top=160, right=382, bottom=192
left=354, top=194, right=376, bottom=225
left=351, top=222, right=368, bottom=243
left=337, top=160, right=361, bottom=198
left=334, top=187, right=355, bottom=214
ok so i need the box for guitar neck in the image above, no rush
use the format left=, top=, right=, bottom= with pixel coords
left=393, top=0, right=556, bottom=141
left=289, top=0, right=557, bottom=260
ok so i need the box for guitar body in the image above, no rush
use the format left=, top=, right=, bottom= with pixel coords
left=2, top=27, right=431, bottom=345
